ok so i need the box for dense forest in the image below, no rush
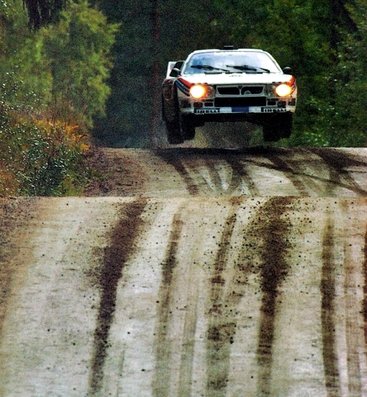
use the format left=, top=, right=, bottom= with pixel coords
left=0, top=0, right=366, bottom=194
left=93, top=0, right=367, bottom=148
left=0, top=0, right=118, bottom=195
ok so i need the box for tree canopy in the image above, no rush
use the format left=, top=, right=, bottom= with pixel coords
left=0, top=0, right=118, bottom=195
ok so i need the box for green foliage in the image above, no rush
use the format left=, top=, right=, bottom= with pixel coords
left=1, top=0, right=117, bottom=124
left=0, top=1, right=47, bottom=109
left=0, top=0, right=118, bottom=196
left=328, top=0, right=367, bottom=146
left=94, top=0, right=366, bottom=147
left=44, top=1, right=119, bottom=127
left=248, top=0, right=366, bottom=146
left=0, top=37, right=52, bottom=111
left=0, top=106, right=90, bottom=196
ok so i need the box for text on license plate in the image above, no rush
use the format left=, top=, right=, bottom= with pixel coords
left=194, top=108, right=220, bottom=114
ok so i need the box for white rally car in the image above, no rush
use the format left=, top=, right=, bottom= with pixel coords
left=162, top=46, right=297, bottom=144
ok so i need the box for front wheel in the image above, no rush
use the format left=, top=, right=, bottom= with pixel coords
left=165, top=120, right=184, bottom=144
left=180, top=115, right=196, bottom=140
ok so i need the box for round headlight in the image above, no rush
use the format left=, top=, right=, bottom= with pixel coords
left=190, top=84, right=207, bottom=99
left=275, top=83, right=293, bottom=97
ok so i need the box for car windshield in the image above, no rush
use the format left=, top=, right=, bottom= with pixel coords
left=183, top=51, right=281, bottom=74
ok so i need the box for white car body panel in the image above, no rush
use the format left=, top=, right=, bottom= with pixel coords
left=176, top=72, right=293, bottom=86
left=162, top=48, right=297, bottom=143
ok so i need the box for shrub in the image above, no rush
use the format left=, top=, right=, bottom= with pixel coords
left=0, top=105, right=90, bottom=196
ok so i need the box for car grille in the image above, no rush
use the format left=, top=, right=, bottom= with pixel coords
left=214, top=97, right=266, bottom=107
left=217, top=87, right=240, bottom=95
left=217, top=86, right=264, bottom=95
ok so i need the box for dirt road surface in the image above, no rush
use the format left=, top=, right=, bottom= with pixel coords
left=0, top=147, right=366, bottom=397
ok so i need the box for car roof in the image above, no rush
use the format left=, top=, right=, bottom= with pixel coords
left=187, top=48, right=268, bottom=56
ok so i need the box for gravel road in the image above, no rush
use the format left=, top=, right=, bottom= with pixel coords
left=0, top=147, right=366, bottom=397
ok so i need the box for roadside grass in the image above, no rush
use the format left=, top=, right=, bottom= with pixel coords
left=0, top=106, right=92, bottom=197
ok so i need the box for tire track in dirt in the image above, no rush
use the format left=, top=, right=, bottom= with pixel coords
left=364, top=227, right=367, bottom=351
left=245, top=156, right=323, bottom=196
left=243, top=149, right=367, bottom=197
left=255, top=197, right=293, bottom=396
left=268, top=155, right=309, bottom=196
left=314, top=149, right=367, bottom=196
left=157, top=152, right=199, bottom=196
left=204, top=197, right=293, bottom=396
left=362, top=224, right=367, bottom=397
left=177, top=277, right=199, bottom=397
left=152, top=148, right=367, bottom=198
left=226, top=155, right=315, bottom=196
left=225, top=158, right=260, bottom=195
left=205, top=200, right=242, bottom=396
left=205, top=163, right=225, bottom=193
left=193, top=159, right=255, bottom=196
left=152, top=210, right=184, bottom=397
left=158, top=150, right=260, bottom=196
left=158, top=151, right=220, bottom=196
left=321, top=214, right=341, bottom=396
left=88, top=199, right=147, bottom=396
left=342, top=201, right=364, bottom=397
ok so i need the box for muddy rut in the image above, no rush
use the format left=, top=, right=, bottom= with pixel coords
left=0, top=148, right=367, bottom=397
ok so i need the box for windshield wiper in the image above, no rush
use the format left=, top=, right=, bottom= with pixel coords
left=226, top=64, right=271, bottom=73
left=190, top=64, right=231, bottom=73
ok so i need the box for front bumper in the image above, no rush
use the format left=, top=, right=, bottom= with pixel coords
left=186, top=104, right=296, bottom=115
left=179, top=93, right=296, bottom=117
left=174, top=80, right=297, bottom=127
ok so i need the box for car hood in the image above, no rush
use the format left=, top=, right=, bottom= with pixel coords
left=181, top=72, right=292, bottom=85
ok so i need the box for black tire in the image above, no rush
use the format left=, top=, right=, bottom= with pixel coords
left=166, top=120, right=184, bottom=144
left=263, top=113, right=293, bottom=142
left=163, top=90, right=186, bottom=144
left=180, top=115, right=196, bottom=140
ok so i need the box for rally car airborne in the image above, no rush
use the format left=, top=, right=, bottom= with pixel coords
left=162, top=47, right=297, bottom=144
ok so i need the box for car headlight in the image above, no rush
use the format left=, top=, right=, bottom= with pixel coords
left=274, top=76, right=296, bottom=97
left=190, top=84, right=206, bottom=99
left=275, top=83, right=293, bottom=97
left=190, top=84, right=214, bottom=99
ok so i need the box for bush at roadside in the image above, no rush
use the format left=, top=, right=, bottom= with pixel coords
left=0, top=106, right=91, bottom=196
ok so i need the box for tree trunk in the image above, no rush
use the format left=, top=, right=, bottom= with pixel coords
left=149, top=0, right=161, bottom=148
left=23, top=0, right=66, bottom=29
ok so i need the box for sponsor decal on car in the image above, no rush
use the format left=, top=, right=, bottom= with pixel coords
left=194, top=108, right=220, bottom=114
left=261, top=107, right=288, bottom=113
left=175, top=78, right=192, bottom=96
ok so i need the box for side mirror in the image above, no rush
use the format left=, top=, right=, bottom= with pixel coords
left=170, top=68, right=181, bottom=77
left=283, top=66, right=293, bottom=75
